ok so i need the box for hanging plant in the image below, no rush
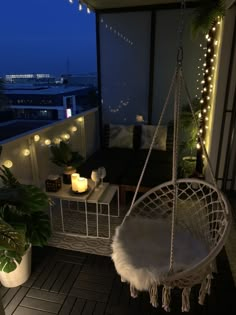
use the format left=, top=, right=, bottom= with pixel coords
left=191, top=0, right=225, bottom=37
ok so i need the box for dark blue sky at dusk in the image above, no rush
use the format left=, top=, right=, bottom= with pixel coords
left=0, top=0, right=97, bottom=77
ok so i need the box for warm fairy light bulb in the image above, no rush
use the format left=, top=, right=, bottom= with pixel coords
left=53, top=137, right=61, bottom=144
left=71, top=126, right=77, bottom=132
left=208, top=49, right=211, bottom=53
left=203, top=63, right=206, bottom=67
left=198, top=113, right=202, bottom=118
left=203, top=87, right=207, bottom=92
left=205, top=117, right=209, bottom=121
left=208, top=77, right=212, bottom=81
left=34, top=134, right=40, bottom=142
left=203, top=141, right=206, bottom=145
left=3, top=160, right=13, bottom=168
left=45, top=139, right=51, bottom=146
left=200, top=99, right=204, bottom=104
left=205, top=34, right=209, bottom=39
left=207, top=37, right=211, bottom=42
left=196, top=143, right=201, bottom=149
left=207, top=96, right=210, bottom=100
left=77, top=117, right=84, bottom=122
left=200, top=44, right=202, bottom=47
left=214, top=40, right=218, bottom=46
left=63, top=133, right=70, bottom=140
left=210, top=84, right=213, bottom=88
left=204, top=53, right=207, bottom=57
left=210, top=59, right=214, bottom=63
left=203, top=109, right=207, bottom=113
left=205, top=69, right=209, bottom=73
left=200, top=129, right=203, bottom=133
left=23, top=149, right=30, bottom=156
left=212, top=67, right=215, bottom=71
left=208, top=105, right=211, bottom=109
left=205, top=125, right=209, bottom=129
left=201, top=80, right=205, bottom=84
left=212, top=27, right=216, bottom=31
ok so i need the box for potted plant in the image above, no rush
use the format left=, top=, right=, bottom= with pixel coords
left=0, top=165, right=51, bottom=287
left=50, top=141, right=84, bottom=184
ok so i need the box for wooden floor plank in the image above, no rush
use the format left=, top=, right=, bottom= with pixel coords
left=80, top=300, right=96, bottom=315
left=59, top=264, right=82, bottom=295
left=27, top=288, right=66, bottom=303
left=93, top=302, right=106, bottom=315
left=41, top=261, right=64, bottom=291
left=58, top=296, right=77, bottom=315
left=70, top=297, right=86, bottom=315
left=13, top=306, right=55, bottom=315
left=50, top=263, right=74, bottom=293
left=20, top=296, right=61, bottom=314
left=69, top=287, right=108, bottom=303
left=4, top=287, right=29, bottom=315
left=2, top=287, right=20, bottom=308
left=32, top=259, right=57, bottom=289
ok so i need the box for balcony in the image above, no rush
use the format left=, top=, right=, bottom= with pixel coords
left=1, top=0, right=236, bottom=313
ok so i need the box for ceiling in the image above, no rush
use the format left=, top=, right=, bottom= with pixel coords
left=82, top=0, right=198, bottom=10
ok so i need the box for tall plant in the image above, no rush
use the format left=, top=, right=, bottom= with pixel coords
left=0, top=162, right=51, bottom=273
left=191, top=0, right=225, bottom=37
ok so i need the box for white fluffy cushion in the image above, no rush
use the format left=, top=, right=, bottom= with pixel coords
left=111, top=217, right=208, bottom=291
left=109, top=124, right=133, bottom=149
left=141, top=125, right=167, bottom=151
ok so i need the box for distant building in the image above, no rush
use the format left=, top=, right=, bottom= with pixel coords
left=61, top=73, right=97, bottom=88
left=5, top=84, right=95, bottom=120
left=4, top=73, right=59, bottom=85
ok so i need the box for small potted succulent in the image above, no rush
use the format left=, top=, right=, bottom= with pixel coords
left=0, top=165, right=51, bottom=287
left=50, top=141, right=84, bottom=184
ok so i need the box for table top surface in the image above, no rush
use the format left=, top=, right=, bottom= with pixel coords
left=47, top=180, right=118, bottom=203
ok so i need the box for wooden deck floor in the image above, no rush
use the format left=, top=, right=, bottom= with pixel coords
left=1, top=246, right=236, bottom=315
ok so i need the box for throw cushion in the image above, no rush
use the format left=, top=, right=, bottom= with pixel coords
left=109, top=124, right=133, bottom=149
left=141, top=125, right=167, bottom=151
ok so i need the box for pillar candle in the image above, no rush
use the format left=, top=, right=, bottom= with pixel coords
left=71, top=173, right=80, bottom=192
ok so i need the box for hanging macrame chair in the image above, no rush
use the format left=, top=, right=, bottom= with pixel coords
left=111, top=2, right=232, bottom=312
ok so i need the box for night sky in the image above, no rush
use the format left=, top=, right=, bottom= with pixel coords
left=0, top=0, right=97, bottom=77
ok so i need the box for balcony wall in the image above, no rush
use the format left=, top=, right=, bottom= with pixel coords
left=0, top=108, right=99, bottom=186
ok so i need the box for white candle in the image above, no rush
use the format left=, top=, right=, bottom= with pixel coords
left=77, top=177, right=88, bottom=192
left=71, top=173, right=80, bottom=192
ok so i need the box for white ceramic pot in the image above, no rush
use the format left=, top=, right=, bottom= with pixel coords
left=0, top=245, right=32, bottom=288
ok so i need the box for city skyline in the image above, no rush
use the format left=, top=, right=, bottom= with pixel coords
left=0, top=0, right=97, bottom=77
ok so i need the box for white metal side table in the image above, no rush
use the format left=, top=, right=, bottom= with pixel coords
left=47, top=181, right=119, bottom=239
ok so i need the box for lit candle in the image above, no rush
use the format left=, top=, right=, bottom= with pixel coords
left=71, top=173, right=80, bottom=192
left=77, top=177, right=88, bottom=192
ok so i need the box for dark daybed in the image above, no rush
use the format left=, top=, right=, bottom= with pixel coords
left=78, top=123, right=173, bottom=204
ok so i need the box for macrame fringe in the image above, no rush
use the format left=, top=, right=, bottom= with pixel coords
left=198, top=273, right=213, bottom=305
left=149, top=283, right=158, bottom=307
left=181, top=287, right=191, bottom=312
left=130, top=284, right=138, bottom=298
left=162, top=286, right=171, bottom=312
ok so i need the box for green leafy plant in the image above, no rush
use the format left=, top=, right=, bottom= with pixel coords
left=0, top=165, right=51, bottom=273
left=191, top=0, right=225, bottom=38
left=50, top=141, right=84, bottom=168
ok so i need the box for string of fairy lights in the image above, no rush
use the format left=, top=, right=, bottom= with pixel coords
left=195, top=16, right=222, bottom=174
left=3, top=117, right=84, bottom=169
left=68, top=0, right=92, bottom=14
